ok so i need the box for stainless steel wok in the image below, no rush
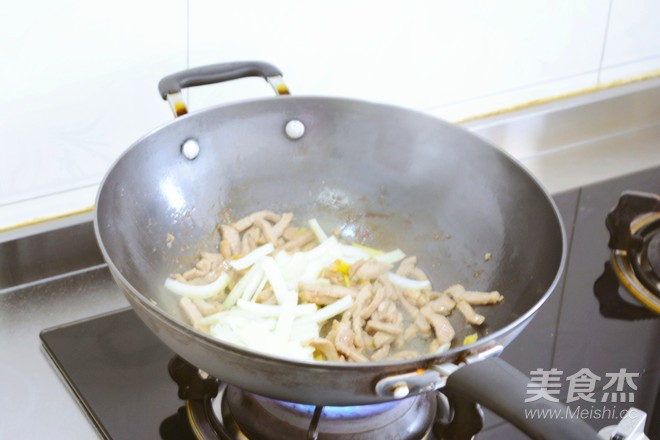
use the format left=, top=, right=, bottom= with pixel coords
left=94, top=62, right=600, bottom=439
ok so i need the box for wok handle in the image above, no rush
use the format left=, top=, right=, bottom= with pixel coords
left=157, top=61, right=290, bottom=117
left=444, top=357, right=601, bottom=440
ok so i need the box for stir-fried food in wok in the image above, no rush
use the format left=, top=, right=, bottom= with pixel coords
left=164, top=211, right=503, bottom=362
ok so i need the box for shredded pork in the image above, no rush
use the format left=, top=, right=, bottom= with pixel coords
left=168, top=210, right=505, bottom=362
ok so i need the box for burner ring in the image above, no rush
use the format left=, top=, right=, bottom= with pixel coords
left=186, top=397, right=230, bottom=440
left=219, top=385, right=437, bottom=440
left=183, top=382, right=440, bottom=440
left=611, top=213, right=660, bottom=314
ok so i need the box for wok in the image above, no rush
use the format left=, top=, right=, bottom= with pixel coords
left=95, top=62, right=600, bottom=439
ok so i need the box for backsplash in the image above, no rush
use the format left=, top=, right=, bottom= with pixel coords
left=1, top=0, right=659, bottom=230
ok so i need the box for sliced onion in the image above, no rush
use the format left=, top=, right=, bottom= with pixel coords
left=308, top=218, right=328, bottom=242
left=236, top=299, right=317, bottom=318
left=387, top=272, right=431, bottom=290
left=280, top=252, right=309, bottom=289
left=223, top=264, right=263, bottom=308
left=375, top=249, right=406, bottom=264
left=261, top=256, right=291, bottom=305
left=274, top=249, right=291, bottom=267
left=249, top=276, right=268, bottom=302
left=290, top=321, right=320, bottom=342
left=275, top=291, right=298, bottom=341
left=296, top=295, right=354, bottom=323
left=164, top=272, right=230, bottom=299
left=200, top=308, right=253, bottom=326
left=229, top=243, right=274, bottom=271
left=350, top=242, right=384, bottom=256
left=299, top=260, right=326, bottom=283
left=238, top=329, right=314, bottom=360
left=304, top=235, right=339, bottom=261
left=339, top=244, right=371, bottom=263
left=240, top=264, right=265, bottom=301
left=205, top=305, right=317, bottom=360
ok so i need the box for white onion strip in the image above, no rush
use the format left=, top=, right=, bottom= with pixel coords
left=340, top=244, right=371, bottom=263
left=350, top=243, right=383, bottom=256
left=240, top=264, right=265, bottom=301
left=261, top=256, right=291, bottom=304
left=308, top=218, right=328, bottom=242
left=229, top=243, right=274, bottom=271
left=296, top=295, right=354, bottom=323
left=275, top=291, right=298, bottom=341
left=199, top=308, right=257, bottom=327
left=305, top=235, right=338, bottom=261
left=236, top=299, right=317, bottom=317
left=387, top=272, right=431, bottom=290
left=375, top=249, right=406, bottom=264
left=164, top=272, right=230, bottom=299
left=223, top=264, right=262, bottom=308
left=290, top=321, right=320, bottom=342
left=249, top=276, right=268, bottom=302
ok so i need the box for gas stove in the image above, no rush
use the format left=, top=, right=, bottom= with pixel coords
left=40, top=311, right=474, bottom=440
left=0, top=74, right=658, bottom=439
left=30, top=166, right=659, bottom=439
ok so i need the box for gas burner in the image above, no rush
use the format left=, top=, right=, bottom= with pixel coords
left=593, top=262, right=657, bottom=320
left=168, top=356, right=483, bottom=440
left=605, top=191, right=660, bottom=314
left=611, top=213, right=660, bottom=307
left=219, top=385, right=436, bottom=440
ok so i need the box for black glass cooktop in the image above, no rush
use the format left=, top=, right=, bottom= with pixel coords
left=41, top=308, right=196, bottom=440
left=40, top=167, right=660, bottom=439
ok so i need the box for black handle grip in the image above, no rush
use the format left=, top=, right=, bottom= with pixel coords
left=158, top=61, right=286, bottom=99
left=444, top=357, right=601, bottom=440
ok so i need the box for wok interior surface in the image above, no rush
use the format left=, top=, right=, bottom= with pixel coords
left=95, top=96, right=565, bottom=404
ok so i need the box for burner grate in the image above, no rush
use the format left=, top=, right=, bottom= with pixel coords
left=606, top=192, right=660, bottom=314
left=168, top=355, right=483, bottom=440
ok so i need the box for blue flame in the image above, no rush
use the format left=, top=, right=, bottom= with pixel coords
left=276, top=400, right=400, bottom=420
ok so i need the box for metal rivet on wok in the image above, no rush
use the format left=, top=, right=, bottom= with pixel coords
left=181, top=139, right=200, bottom=160
left=285, top=119, right=305, bottom=140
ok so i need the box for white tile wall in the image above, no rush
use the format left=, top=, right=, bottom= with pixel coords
left=599, top=0, right=660, bottom=83
left=601, top=0, right=660, bottom=66
left=0, top=0, right=187, bottom=218
left=0, top=0, right=659, bottom=233
left=188, top=0, right=609, bottom=116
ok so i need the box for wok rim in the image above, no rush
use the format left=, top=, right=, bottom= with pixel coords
left=93, top=94, right=567, bottom=371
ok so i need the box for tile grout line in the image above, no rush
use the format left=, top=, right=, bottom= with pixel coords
left=0, top=182, right=99, bottom=209
left=597, top=0, right=615, bottom=85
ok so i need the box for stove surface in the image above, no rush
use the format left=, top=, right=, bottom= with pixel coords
left=41, top=308, right=197, bottom=440
left=481, top=167, right=660, bottom=439
left=0, top=166, right=654, bottom=439
left=34, top=167, right=660, bottom=439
